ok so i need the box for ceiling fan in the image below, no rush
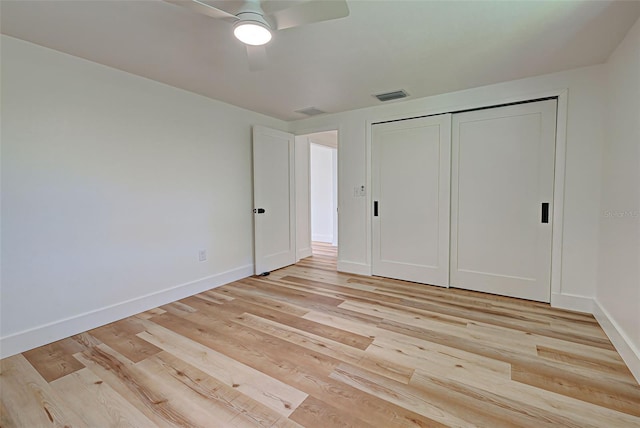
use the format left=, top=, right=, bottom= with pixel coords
left=164, top=0, right=350, bottom=70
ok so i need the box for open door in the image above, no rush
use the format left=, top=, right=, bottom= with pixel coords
left=253, top=126, right=296, bottom=275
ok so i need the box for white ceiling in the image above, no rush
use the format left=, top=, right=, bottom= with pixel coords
left=2, top=1, right=639, bottom=121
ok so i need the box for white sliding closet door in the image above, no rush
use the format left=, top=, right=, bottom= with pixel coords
left=450, top=100, right=557, bottom=302
left=372, top=114, right=451, bottom=287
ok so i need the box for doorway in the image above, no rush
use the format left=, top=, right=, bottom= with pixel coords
left=295, top=130, right=338, bottom=258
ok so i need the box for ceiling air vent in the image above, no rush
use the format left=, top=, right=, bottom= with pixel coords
left=374, top=90, right=409, bottom=102
left=295, top=107, right=326, bottom=116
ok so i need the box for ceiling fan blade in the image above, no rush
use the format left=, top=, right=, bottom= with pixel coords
left=163, top=0, right=238, bottom=21
left=246, top=45, right=268, bottom=71
left=269, top=0, right=349, bottom=30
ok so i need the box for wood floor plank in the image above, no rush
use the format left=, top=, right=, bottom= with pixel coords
left=50, top=367, right=156, bottom=427
left=160, top=301, right=198, bottom=317
left=134, top=353, right=245, bottom=427
left=70, top=331, right=103, bottom=349
left=22, top=337, right=86, bottom=382
left=136, top=307, right=167, bottom=320
left=368, top=334, right=513, bottom=380
left=511, top=361, right=640, bottom=417
left=411, top=366, right=640, bottom=428
left=407, top=369, right=599, bottom=428
left=180, top=292, right=375, bottom=352
left=303, top=309, right=382, bottom=339
left=235, top=277, right=346, bottom=308
left=283, top=276, right=611, bottom=349
left=74, top=344, right=202, bottom=427
left=385, top=294, right=614, bottom=350
left=466, top=321, right=624, bottom=365
left=152, top=351, right=302, bottom=427
left=0, top=354, right=86, bottom=427
left=216, top=286, right=311, bottom=317
left=356, top=275, right=598, bottom=325
left=289, top=396, right=371, bottom=428
left=201, top=289, right=235, bottom=302
left=356, top=354, right=415, bottom=384
left=329, top=363, right=470, bottom=427
left=341, top=300, right=539, bottom=355
left=150, top=311, right=442, bottom=427
left=89, top=318, right=163, bottom=363
left=229, top=282, right=384, bottom=325
left=335, top=361, right=611, bottom=428
left=3, top=243, right=639, bottom=427
left=535, top=344, right=633, bottom=377
left=136, top=320, right=308, bottom=416
left=225, top=299, right=374, bottom=350
left=0, top=398, right=13, bottom=427
left=283, top=267, right=378, bottom=292
left=233, top=312, right=366, bottom=365
left=152, top=310, right=341, bottom=378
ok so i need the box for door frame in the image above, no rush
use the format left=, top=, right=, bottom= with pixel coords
left=293, top=125, right=342, bottom=260
left=365, top=89, right=569, bottom=307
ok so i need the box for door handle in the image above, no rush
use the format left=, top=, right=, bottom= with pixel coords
left=541, top=203, right=549, bottom=223
left=254, top=208, right=266, bottom=214
left=374, top=201, right=379, bottom=217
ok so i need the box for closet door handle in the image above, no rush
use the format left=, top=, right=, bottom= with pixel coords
left=541, top=203, right=549, bottom=223
left=374, top=201, right=379, bottom=217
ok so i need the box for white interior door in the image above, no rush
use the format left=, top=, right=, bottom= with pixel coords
left=450, top=100, right=557, bottom=302
left=253, top=126, right=296, bottom=275
left=372, top=114, right=451, bottom=287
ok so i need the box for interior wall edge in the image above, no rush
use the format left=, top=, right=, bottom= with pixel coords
left=0, top=264, right=253, bottom=358
left=593, top=299, right=640, bottom=384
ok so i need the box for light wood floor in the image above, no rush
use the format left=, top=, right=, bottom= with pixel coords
left=2, top=242, right=639, bottom=427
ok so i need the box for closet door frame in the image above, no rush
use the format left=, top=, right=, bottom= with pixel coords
left=364, top=89, right=571, bottom=309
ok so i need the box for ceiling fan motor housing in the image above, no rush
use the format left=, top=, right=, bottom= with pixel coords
left=235, top=11, right=271, bottom=30
left=233, top=10, right=272, bottom=45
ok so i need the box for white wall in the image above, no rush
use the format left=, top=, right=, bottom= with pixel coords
left=0, top=36, right=287, bottom=357
left=596, top=17, right=640, bottom=382
left=291, top=64, right=606, bottom=305
left=310, top=143, right=335, bottom=243
left=294, top=136, right=312, bottom=259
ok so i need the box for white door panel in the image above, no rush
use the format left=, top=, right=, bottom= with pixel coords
left=372, top=114, right=451, bottom=287
left=253, top=126, right=296, bottom=274
left=451, top=100, right=556, bottom=302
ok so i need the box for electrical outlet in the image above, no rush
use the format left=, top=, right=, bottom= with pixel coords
left=354, top=185, right=366, bottom=197
left=198, top=249, right=207, bottom=262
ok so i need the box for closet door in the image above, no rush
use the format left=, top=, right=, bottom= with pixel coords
left=372, top=114, right=451, bottom=287
left=450, top=100, right=556, bottom=302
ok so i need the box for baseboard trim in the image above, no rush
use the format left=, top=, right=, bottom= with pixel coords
left=593, top=299, right=640, bottom=384
left=0, top=264, right=253, bottom=359
left=297, top=247, right=313, bottom=260
left=550, top=292, right=594, bottom=313
left=337, top=260, right=371, bottom=276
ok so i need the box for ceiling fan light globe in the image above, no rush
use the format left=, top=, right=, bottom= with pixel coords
left=234, top=22, right=272, bottom=46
